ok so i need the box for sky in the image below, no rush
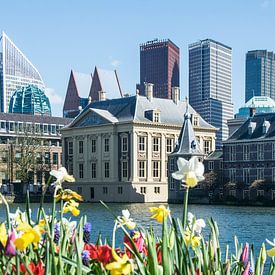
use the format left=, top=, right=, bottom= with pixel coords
left=1, top=0, right=275, bottom=116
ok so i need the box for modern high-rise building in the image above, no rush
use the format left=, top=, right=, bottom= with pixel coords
left=0, top=32, right=45, bottom=113
left=189, top=39, right=233, bottom=148
left=138, top=39, right=180, bottom=99
left=245, top=50, right=275, bottom=103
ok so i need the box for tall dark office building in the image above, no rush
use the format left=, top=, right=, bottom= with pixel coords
left=138, top=39, right=180, bottom=99
left=245, top=50, right=275, bottom=102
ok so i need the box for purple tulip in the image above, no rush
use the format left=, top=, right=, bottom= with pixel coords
left=5, top=229, right=16, bottom=256
left=240, top=243, right=249, bottom=265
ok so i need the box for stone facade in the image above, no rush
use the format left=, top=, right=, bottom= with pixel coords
left=61, top=92, right=217, bottom=203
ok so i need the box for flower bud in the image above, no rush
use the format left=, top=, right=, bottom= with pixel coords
left=240, top=243, right=249, bottom=265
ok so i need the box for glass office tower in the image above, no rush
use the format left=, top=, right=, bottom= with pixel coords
left=189, top=39, right=233, bottom=149
left=0, top=32, right=45, bottom=112
left=245, top=50, right=275, bottom=103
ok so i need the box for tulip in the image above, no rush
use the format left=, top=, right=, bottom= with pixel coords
left=5, top=229, right=16, bottom=256
left=240, top=243, right=249, bottom=265
left=242, top=261, right=250, bottom=275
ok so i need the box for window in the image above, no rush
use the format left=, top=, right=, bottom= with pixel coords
left=138, top=161, right=146, bottom=178
left=79, top=163, right=84, bottom=178
left=139, top=136, right=145, bottom=151
left=104, top=162, right=110, bottom=178
left=193, top=116, right=199, bottom=126
left=166, top=138, right=173, bottom=153
left=257, top=190, right=264, bottom=197
left=103, top=187, right=108, bottom=194
left=44, top=152, right=50, bottom=164
left=122, top=161, right=128, bottom=178
left=208, top=161, right=214, bottom=170
left=140, top=187, right=146, bottom=194
left=272, top=190, right=275, bottom=200
left=243, top=168, right=250, bottom=184
left=122, top=137, right=128, bottom=152
left=229, top=189, right=236, bottom=197
left=79, top=140, right=83, bottom=154
left=43, top=124, right=48, bottom=134
left=243, top=144, right=249, bottom=160
left=68, top=163, right=73, bottom=175
left=169, top=177, right=175, bottom=190
left=257, top=168, right=264, bottom=180
left=90, top=187, right=94, bottom=199
left=53, top=153, right=58, bottom=165
left=152, top=161, right=160, bottom=178
left=68, top=141, right=73, bottom=155
left=154, top=187, right=160, bottom=194
left=272, top=167, right=275, bottom=182
left=243, top=190, right=250, bottom=199
left=229, top=169, right=236, bottom=182
left=229, top=146, right=236, bottom=161
left=9, top=122, right=14, bottom=132
left=91, top=162, right=96, bottom=178
left=204, top=140, right=211, bottom=155
left=77, top=187, right=82, bottom=194
left=118, top=186, right=123, bottom=194
left=273, top=143, right=275, bottom=160
left=169, top=158, right=175, bottom=172
left=153, top=137, right=159, bottom=152
left=51, top=125, right=56, bottom=135
left=257, top=144, right=264, bottom=160
left=104, top=138, right=109, bottom=152
left=91, top=139, right=96, bottom=153
left=153, top=111, right=160, bottom=122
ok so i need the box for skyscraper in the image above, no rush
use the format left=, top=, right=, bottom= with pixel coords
left=245, top=50, right=275, bottom=102
left=189, top=39, right=233, bottom=148
left=0, top=32, right=45, bottom=112
left=138, top=39, right=180, bottom=99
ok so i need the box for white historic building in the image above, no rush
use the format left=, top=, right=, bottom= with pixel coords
left=61, top=86, right=217, bottom=202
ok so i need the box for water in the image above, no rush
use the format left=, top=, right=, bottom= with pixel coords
left=1, top=202, right=275, bottom=252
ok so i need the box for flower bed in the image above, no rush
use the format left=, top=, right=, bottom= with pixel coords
left=0, top=159, right=274, bottom=274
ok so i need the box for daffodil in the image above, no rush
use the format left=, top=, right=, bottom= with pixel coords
left=187, top=212, right=206, bottom=234
left=106, top=249, right=132, bottom=275
left=150, top=205, right=170, bottom=223
left=266, top=238, right=275, bottom=257
left=184, top=229, right=201, bottom=249
left=63, top=200, right=80, bottom=216
left=117, top=209, right=136, bottom=230
left=14, top=222, right=42, bottom=251
left=0, top=223, right=7, bottom=247
left=172, top=156, right=204, bottom=188
left=9, top=208, right=31, bottom=228
left=55, top=189, right=83, bottom=202
left=50, top=167, right=75, bottom=187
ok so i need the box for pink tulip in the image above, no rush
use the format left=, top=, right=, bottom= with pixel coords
left=242, top=261, right=250, bottom=275
left=240, top=243, right=249, bottom=265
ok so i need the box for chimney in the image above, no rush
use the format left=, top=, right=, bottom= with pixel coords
left=88, top=96, right=92, bottom=104
left=145, top=82, right=154, bottom=101
left=98, top=90, right=106, bottom=101
left=172, top=86, right=180, bottom=104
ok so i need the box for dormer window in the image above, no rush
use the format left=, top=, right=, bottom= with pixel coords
left=153, top=111, right=160, bottom=123
left=192, top=115, right=199, bottom=126
left=248, top=121, right=256, bottom=135
left=262, top=120, right=270, bottom=134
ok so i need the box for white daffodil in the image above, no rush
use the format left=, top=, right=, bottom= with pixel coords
left=61, top=218, right=77, bottom=236
left=187, top=212, right=206, bottom=235
left=172, top=156, right=204, bottom=188
left=50, top=167, right=75, bottom=187
left=117, top=209, right=136, bottom=230
left=9, top=208, right=32, bottom=228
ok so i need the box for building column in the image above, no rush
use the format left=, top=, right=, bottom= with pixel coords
left=147, top=132, right=152, bottom=182
left=131, top=130, right=138, bottom=182
left=73, top=137, right=77, bottom=177
left=97, top=134, right=102, bottom=181
left=111, top=131, right=119, bottom=181
left=84, top=135, right=89, bottom=180
left=161, top=133, right=166, bottom=181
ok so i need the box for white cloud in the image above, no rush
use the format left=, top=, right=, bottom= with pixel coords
left=45, top=88, right=64, bottom=105
left=110, top=59, right=121, bottom=68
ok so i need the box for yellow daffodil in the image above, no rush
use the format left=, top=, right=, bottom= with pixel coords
left=0, top=223, right=7, bottom=247
left=184, top=229, right=201, bottom=249
left=172, top=156, right=204, bottom=188
left=55, top=189, right=83, bottom=202
left=266, top=238, right=275, bottom=257
left=106, top=249, right=132, bottom=275
left=117, top=209, right=136, bottom=230
left=150, top=205, right=170, bottom=223
left=50, top=167, right=75, bottom=187
left=14, top=222, right=42, bottom=251
left=63, top=200, right=80, bottom=216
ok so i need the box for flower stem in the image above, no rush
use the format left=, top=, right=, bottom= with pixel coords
left=182, top=187, right=189, bottom=229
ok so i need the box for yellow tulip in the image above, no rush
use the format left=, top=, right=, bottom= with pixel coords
left=0, top=223, right=7, bottom=247
left=63, top=200, right=80, bottom=216
left=149, top=205, right=170, bottom=223
left=14, top=223, right=42, bottom=251
left=106, top=249, right=132, bottom=275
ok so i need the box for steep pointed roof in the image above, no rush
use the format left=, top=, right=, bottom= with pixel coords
left=89, top=66, right=123, bottom=100
left=171, top=102, right=204, bottom=157
left=73, top=71, right=92, bottom=98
